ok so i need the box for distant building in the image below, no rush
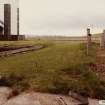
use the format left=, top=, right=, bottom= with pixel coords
left=0, top=0, right=25, bottom=40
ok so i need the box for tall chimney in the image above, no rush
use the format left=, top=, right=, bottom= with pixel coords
left=4, top=4, right=11, bottom=36
left=17, top=7, right=19, bottom=35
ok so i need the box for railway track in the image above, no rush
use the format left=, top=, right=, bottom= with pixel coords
left=0, top=44, right=46, bottom=57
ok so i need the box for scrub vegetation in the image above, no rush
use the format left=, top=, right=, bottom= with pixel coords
left=0, top=40, right=104, bottom=99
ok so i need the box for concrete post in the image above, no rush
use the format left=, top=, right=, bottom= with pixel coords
left=87, top=28, right=92, bottom=55
left=87, top=28, right=92, bottom=46
left=100, top=30, right=105, bottom=49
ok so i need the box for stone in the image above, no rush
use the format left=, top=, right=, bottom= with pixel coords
left=69, top=91, right=89, bottom=105
left=4, top=92, right=81, bottom=105
left=88, top=98, right=99, bottom=105
left=0, top=87, right=12, bottom=105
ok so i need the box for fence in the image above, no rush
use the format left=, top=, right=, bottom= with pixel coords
left=86, top=28, right=105, bottom=55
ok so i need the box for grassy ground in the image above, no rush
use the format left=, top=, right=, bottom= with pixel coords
left=0, top=40, right=48, bottom=46
left=0, top=40, right=104, bottom=99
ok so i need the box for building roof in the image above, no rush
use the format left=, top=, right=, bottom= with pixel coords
left=0, top=20, right=4, bottom=27
left=0, top=20, right=4, bottom=25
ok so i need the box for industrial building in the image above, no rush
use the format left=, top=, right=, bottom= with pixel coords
left=0, top=0, right=25, bottom=40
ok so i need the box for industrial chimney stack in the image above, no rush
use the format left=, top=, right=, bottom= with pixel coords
left=4, top=4, right=11, bottom=36
left=17, top=7, right=19, bottom=35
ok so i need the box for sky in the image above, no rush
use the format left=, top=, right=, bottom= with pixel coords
left=1, top=0, right=105, bottom=36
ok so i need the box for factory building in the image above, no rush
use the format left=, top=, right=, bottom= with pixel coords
left=0, top=0, right=25, bottom=40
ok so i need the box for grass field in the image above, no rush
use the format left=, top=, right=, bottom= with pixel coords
left=0, top=40, right=104, bottom=99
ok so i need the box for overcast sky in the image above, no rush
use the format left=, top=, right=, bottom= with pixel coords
left=1, top=0, right=105, bottom=36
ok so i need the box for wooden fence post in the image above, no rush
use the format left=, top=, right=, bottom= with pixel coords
left=100, top=30, right=105, bottom=49
left=87, top=28, right=92, bottom=55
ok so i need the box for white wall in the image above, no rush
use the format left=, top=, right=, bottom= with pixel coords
left=0, top=0, right=19, bottom=34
